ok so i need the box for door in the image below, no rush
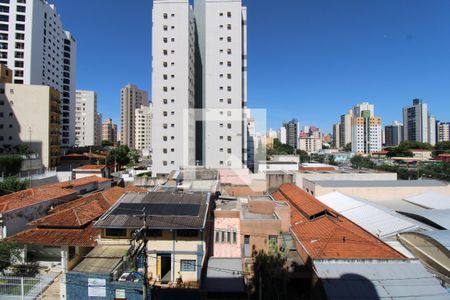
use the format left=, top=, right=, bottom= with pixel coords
left=157, top=253, right=171, bottom=283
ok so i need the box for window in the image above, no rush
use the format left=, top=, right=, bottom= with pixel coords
left=221, top=231, right=225, bottom=242
left=227, top=61, right=231, bottom=67
left=15, top=24, right=25, bottom=31
left=17, top=6, right=25, bottom=13
left=163, top=13, right=168, bottom=19
left=227, top=86, right=232, bottom=92
left=227, top=148, right=232, bottom=154
left=227, top=37, right=232, bottom=42
left=215, top=231, right=220, bottom=242
left=227, top=12, right=232, bottom=17
left=180, top=260, right=196, bottom=272
left=233, top=231, right=237, bottom=243
left=105, top=228, right=127, bottom=237
left=227, top=136, right=232, bottom=141
left=0, top=15, right=8, bottom=22
left=227, top=98, right=232, bottom=104
left=16, top=15, right=25, bottom=22
left=227, top=49, right=232, bottom=55
left=227, top=231, right=231, bottom=243
left=227, top=24, right=231, bottom=30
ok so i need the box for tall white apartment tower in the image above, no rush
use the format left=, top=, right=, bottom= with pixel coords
left=135, top=104, right=152, bottom=153
left=151, top=0, right=196, bottom=175
left=403, top=99, right=429, bottom=143
left=75, top=90, right=98, bottom=147
left=0, top=0, right=77, bottom=147
left=120, top=84, right=148, bottom=148
left=195, top=0, right=248, bottom=169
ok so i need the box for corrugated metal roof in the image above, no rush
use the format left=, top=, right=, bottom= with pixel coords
left=72, top=245, right=129, bottom=273
left=317, top=192, right=421, bottom=239
left=314, top=260, right=449, bottom=299
left=315, top=180, right=448, bottom=188
left=404, top=192, right=450, bottom=209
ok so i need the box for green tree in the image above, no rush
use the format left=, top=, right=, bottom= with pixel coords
left=102, top=140, right=114, bottom=147
left=267, top=139, right=294, bottom=158
left=433, top=141, right=450, bottom=157
left=106, top=145, right=131, bottom=168
left=0, top=177, right=28, bottom=196
left=0, top=241, right=20, bottom=274
left=0, top=155, right=23, bottom=176
left=398, top=141, right=433, bottom=151
left=127, top=148, right=140, bottom=165
left=343, top=143, right=352, bottom=152
left=385, top=147, right=414, bottom=158
left=328, top=154, right=338, bottom=166
left=252, top=244, right=288, bottom=300
left=351, top=155, right=375, bottom=169
left=296, top=149, right=309, bottom=163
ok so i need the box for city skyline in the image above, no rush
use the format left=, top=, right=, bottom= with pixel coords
left=50, top=0, right=450, bottom=132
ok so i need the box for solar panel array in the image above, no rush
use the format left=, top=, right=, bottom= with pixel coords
left=111, top=203, right=200, bottom=216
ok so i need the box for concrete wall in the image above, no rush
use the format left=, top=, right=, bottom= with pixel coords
left=294, top=172, right=398, bottom=189
left=66, top=272, right=142, bottom=300
left=266, top=172, right=294, bottom=193
left=240, top=219, right=282, bottom=257
left=303, top=180, right=450, bottom=200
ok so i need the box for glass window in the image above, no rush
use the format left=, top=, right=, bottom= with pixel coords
left=180, top=260, right=196, bottom=272
left=105, top=228, right=127, bottom=237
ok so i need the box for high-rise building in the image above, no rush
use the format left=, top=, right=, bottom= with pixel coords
left=283, top=119, right=298, bottom=149
left=403, top=99, right=429, bottom=143
left=75, top=90, right=99, bottom=147
left=279, top=127, right=287, bottom=144
left=196, top=0, right=248, bottom=169
left=135, top=104, right=152, bottom=153
left=0, top=1, right=77, bottom=148
left=438, top=122, right=450, bottom=142
left=95, top=112, right=102, bottom=146
left=352, top=108, right=382, bottom=154
left=352, top=102, right=374, bottom=119
left=339, top=111, right=352, bottom=149
left=102, top=118, right=117, bottom=146
left=120, top=84, right=148, bottom=148
left=333, top=123, right=340, bottom=148
left=151, top=0, right=196, bottom=175
left=428, top=115, right=437, bottom=146
left=384, top=121, right=404, bottom=146
left=0, top=65, right=61, bottom=168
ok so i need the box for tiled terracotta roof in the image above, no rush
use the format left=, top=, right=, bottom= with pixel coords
left=272, top=191, right=287, bottom=201
left=0, top=186, right=77, bottom=213
left=9, top=224, right=99, bottom=247
left=47, top=175, right=111, bottom=189
left=279, top=183, right=328, bottom=218
left=274, top=183, right=405, bottom=260
left=74, top=165, right=106, bottom=170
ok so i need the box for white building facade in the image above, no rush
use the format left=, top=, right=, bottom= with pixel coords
left=403, top=99, right=429, bottom=144
left=135, top=104, right=152, bottom=153
left=438, top=122, right=450, bottom=142
left=196, top=0, right=248, bottom=169
left=151, top=0, right=196, bottom=175
left=75, top=90, right=98, bottom=147
left=0, top=0, right=76, bottom=147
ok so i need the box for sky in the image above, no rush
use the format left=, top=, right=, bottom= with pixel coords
left=51, top=0, right=450, bottom=133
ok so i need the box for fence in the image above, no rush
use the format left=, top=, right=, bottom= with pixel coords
left=0, top=275, right=55, bottom=300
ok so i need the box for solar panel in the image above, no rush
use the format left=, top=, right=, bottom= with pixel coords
left=111, top=203, right=200, bottom=216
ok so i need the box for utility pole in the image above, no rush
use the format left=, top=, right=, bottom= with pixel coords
left=142, top=211, right=148, bottom=300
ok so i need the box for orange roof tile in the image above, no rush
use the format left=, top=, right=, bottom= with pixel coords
left=74, top=165, right=106, bottom=170
left=9, top=224, right=99, bottom=247
left=274, top=183, right=405, bottom=260
left=0, top=186, right=77, bottom=213
left=279, top=183, right=328, bottom=218
left=47, top=175, right=111, bottom=189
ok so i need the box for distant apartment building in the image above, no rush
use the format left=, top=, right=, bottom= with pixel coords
left=339, top=111, right=352, bottom=149
left=332, top=123, right=340, bottom=148
left=75, top=90, right=100, bottom=147
left=95, top=112, right=102, bottom=146
left=0, top=1, right=77, bottom=147
left=403, top=99, right=429, bottom=144
left=120, top=84, right=148, bottom=148
left=438, top=122, right=450, bottom=142
left=283, top=119, right=298, bottom=149
left=279, top=126, right=287, bottom=144
left=102, top=117, right=117, bottom=145
left=384, top=121, right=404, bottom=146
left=428, top=115, right=437, bottom=146
left=0, top=66, right=61, bottom=168
left=134, top=104, right=152, bottom=153
left=352, top=108, right=382, bottom=154
left=299, top=136, right=322, bottom=153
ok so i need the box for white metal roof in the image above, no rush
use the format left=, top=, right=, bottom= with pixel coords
left=404, top=192, right=450, bottom=209
left=317, top=192, right=421, bottom=239
left=314, top=260, right=449, bottom=299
